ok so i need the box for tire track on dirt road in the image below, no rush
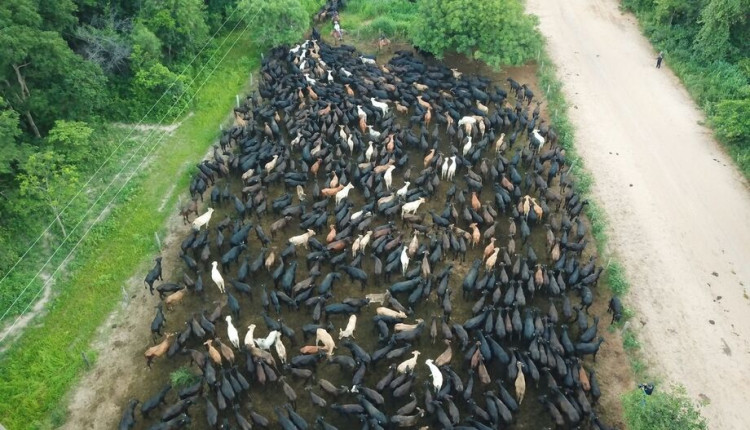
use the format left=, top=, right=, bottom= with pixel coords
left=526, top=0, right=750, bottom=428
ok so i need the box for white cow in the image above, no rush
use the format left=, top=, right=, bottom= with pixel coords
left=226, top=316, right=240, bottom=348
left=244, top=324, right=256, bottom=349
left=376, top=307, right=407, bottom=319
left=254, top=330, right=280, bottom=350
left=397, top=351, right=421, bottom=373
left=400, top=247, right=410, bottom=276
left=447, top=156, right=457, bottom=181
left=401, top=197, right=426, bottom=218
left=288, top=229, right=316, bottom=249
left=370, top=98, right=389, bottom=115
left=396, top=182, right=410, bottom=198
left=338, top=315, right=357, bottom=339
left=335, top=183, right=355, bottom=205
left=192, top=207, right=214, bottom=231
left=425, top=359, right=444, bottom=392
left=211, top=261, right=225, bottom=293
left=384, top=165, right=396, bottom=190
left=316, top=328, right=336, bottom=357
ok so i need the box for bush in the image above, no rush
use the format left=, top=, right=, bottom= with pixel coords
left=608, top=261, right=630, bottom=296
left=623, top=385, right=708, bottom=430
left=170, top=367, right=200, bottom=388
left=412, top=0, right=543, bottom=67
left=713, top=97, right=750, bottom=141
left=130, top=62, right=191, bottom=122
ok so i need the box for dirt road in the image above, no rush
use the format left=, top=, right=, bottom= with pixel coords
left=526, top=0, right=750, bottom=428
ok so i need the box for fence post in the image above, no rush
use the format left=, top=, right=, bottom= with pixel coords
left=154, top=232, right=161, bottom=250
left=236, top=94, right=240, bottom=108
left=250, top=74, right=253, bottom=87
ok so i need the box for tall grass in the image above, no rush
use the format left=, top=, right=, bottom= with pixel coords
left=0, top=32, right=258, bottom=429
left=337, top=0, right=417, bottom=40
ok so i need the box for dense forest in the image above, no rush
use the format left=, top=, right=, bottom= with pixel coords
left=0, top=0, right=245, bottom=269
left=622, top=0, right=750, bottom=175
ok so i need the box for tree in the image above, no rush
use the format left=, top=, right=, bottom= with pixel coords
left=0, top=0, right=107, bottom=136
left=17, top=151, right=81, bottom=238
left=129, top=21, right=163, bottom=70
left=74, top=18, right=133, bottom=75
left=693, top=0, right=747, bottom=61
left=46, top=120, right=94, bottom=164
left=237, top=0, right=310, bottom=51
left=412, top=0, right=543, bottom=67
left=713, top=97, right=750, bottom=143
left=131, top=62, right=190, bottom=122
left=0, top=96, right=26, bottom=179
left=140, top=0, right=210, bottom=64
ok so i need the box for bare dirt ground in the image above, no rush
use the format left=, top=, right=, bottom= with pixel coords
left=61, top=34, right=634, bottom=430
left=526, top=0, right=750, bottom=428
left=60, top=213, right=194, bottom=430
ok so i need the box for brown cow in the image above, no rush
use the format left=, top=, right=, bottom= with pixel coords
left=145, top=333, right=174, bottom=368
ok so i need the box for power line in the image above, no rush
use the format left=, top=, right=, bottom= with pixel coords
left=0, top=4, right=244, bottom=291
left=0, top=7, right=258, bottom=323
left=0, top=16, right=258, bottom=343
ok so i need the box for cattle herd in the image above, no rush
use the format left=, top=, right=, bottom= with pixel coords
left=123, top=31, right=619, bottom=430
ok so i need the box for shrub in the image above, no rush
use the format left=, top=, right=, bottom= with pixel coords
left=170, top=367, right=199, bottom=388
left=623, top=385, right=708, bottom=430
left=412, top=0, right=543, bottom=67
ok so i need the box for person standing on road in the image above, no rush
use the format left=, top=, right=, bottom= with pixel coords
left=656, top=51, right=663, bottom=69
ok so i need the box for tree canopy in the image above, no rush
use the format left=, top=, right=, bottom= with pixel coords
left=238, top=0, right=312, bottom=51
left=412, top=0, right=543, bottom=67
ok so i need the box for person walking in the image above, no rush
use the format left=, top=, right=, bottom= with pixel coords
left=656, top=51, right=663, bottom=69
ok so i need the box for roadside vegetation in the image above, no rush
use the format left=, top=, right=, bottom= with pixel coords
left=621, top=0, right=750, bottom=178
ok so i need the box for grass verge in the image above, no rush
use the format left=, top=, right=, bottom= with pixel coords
left=0, top=32, right=259, bottom=429
left=534, top=41, right=707, bottom=429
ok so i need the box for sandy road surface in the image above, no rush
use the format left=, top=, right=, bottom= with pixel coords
left=526, top=0, right=750, bottom=428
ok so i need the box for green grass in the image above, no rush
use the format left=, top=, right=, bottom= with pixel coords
left=0, top=31, right=259, bottom=429
left=170, top=366, right=200, bottom=388
left=623, top=385, right=708, bottom=430
left=622, top=330, right=641, bottom=351
left=332, top=0, right=417, bottom=41
left=607, top=261, right=630, bottom=296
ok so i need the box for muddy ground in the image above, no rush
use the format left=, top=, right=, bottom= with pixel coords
left=62, top=38, right=632, bottom=430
